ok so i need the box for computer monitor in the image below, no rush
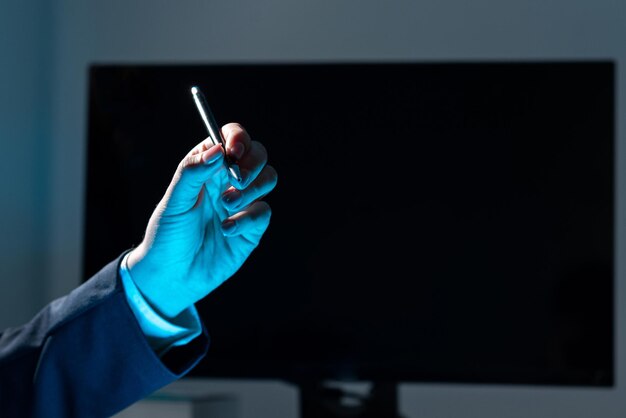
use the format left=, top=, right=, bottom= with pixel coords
left=83, top=62, right=614, bottom=411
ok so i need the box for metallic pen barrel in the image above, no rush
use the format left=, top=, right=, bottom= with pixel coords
left=191, top=86, right=243, bottom=182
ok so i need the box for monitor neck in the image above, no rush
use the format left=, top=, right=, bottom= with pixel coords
left=295, top=380, right=402, bottom=418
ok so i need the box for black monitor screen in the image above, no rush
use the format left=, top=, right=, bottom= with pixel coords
left=83, top=62, right=614, bottom=386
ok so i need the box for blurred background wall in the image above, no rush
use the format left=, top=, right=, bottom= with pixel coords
left=0, top=0, right=52, bottom=330
left=1, top=1, right=625, bottom=417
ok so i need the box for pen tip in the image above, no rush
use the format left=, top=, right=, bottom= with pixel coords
left=191, top=86, right=198, bottom=95
left=229, top=164, right=243, bottom=183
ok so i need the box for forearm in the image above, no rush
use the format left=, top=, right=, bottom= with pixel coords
left=0, top=253, right=208, bottom=418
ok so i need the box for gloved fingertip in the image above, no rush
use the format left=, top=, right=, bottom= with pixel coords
left=203, top=144, right=224, bottom=165
left=221, top=219, right=237, bottom=236
left=228, top=142, right=245, bottom=161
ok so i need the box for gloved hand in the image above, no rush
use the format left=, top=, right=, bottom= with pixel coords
left=126, top=123, right=277, bottom=318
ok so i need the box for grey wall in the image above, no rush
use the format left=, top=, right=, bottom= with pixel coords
left=2, top=0, right=625, bottom=416
left=0, top=1, right=52, bottom=330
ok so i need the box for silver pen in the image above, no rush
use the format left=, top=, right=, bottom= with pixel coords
left=191, top=86, right=242, bottom=182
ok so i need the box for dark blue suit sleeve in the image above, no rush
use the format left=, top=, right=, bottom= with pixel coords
left=0, top=252, right=210, bottom=418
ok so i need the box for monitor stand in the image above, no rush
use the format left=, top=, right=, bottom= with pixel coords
left=296, top=381, right=403, bottom=418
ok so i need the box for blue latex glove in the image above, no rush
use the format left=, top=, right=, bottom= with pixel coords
left=127, top=123, right=277, bottom=318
